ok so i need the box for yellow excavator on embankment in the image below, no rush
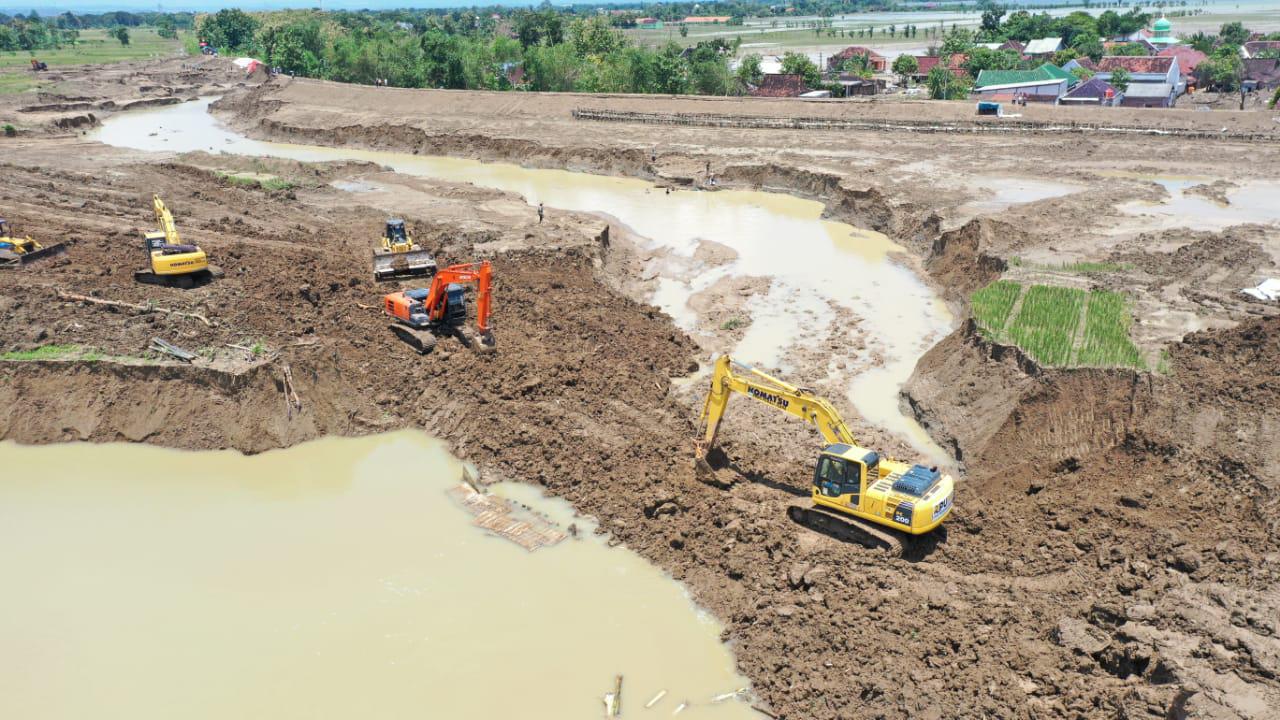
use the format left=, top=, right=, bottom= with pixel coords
left=695, top=355, right=954, bottom=555
left=135, top=195, right=219, bottom=288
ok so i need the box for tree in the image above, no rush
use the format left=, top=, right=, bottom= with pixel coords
left=1198, top=48, right=1243, bottom=91
left=1111, top=42, right=1149, bottom=56
left=568, top=16, right=624, bottom=57
left=679, top=24, right=688, bottom=38
left=156, top=16, right=177, bottom=40
left=780, top=51, right=820, bottom=88
left=940, top=27, right=974, bottom=56
left=1218, top=21, right=1248, bottom=48
left=198, top=8, right=258, bottom=52
left=1187, top=31, right=1215, bottom=54
left=1108, top=67, right=1130, bottom=93
left=1070, top=31, right=1104, bottom=62
left=979, top=1, right=1005, bottom=35
left=891, top=54, right=918, bottom=86
left=927, top=65, right=969, bottom=100
left=111, top=26, right=129, bottom=46
left=736, top=53, right=763, bottom=87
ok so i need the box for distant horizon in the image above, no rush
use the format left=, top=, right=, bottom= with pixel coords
left=1, top=0, right=623, bottom=14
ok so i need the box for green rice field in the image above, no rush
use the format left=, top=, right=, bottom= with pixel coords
left=971, top=281, right=1147, bottom=370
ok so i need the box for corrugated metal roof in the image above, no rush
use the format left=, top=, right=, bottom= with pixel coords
left=1023, top=37, right=1063, bottom=54
left=1121, top=82, right=1173, bottom=98
left=974, top=66, right=1058, bottom=88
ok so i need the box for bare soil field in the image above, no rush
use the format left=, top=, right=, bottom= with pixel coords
left=2, top=60, right=1279, bottom=719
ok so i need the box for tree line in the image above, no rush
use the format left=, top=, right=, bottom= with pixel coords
left=199, top=8, right=749, bottom=95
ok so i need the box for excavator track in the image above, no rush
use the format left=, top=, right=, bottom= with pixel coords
left=787, top=504, right=906, bottom=556
left=389, top=323, right=437, bottom=354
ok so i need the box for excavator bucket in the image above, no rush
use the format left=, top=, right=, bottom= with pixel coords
left=0, top=241, right=66, bottom=268
left=373, top=247, right=437, bottom=281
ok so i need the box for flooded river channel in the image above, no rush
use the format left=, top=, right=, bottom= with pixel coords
left=0, top=433, right=758, bottom=719
left=92, top=98, right=954, bottom=460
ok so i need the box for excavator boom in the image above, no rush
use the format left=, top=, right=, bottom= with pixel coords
left=383, top=260, right=494, bottom=353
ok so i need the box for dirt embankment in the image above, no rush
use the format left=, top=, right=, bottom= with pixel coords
left=3, top=66, right=1280, bottom=719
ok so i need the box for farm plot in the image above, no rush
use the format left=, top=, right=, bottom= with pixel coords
left=1077, top=290, right=1145, bottom=369
left=970, top=282, right=1146, bottom=369
left=970, top=280, right=1021, bottom=340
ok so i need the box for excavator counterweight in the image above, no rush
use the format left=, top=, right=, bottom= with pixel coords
left=695, top=355, right=954, bottom=555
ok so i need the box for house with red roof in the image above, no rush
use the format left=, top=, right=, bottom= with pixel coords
left=1095, top=55, right=1181, bottom=107
left=909, top=54, right=968, bottom=82
left=1244, top=40, right=1280, bottom=58
left=826, top=46, right=888, bottom=73
left=682, top=16, right=731, bottom=24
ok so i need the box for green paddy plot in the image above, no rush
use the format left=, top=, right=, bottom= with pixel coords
left=970, top=280, right=1021, bottom=341
left=0, top=28, right=182, bottom=73
left=1078, top=290, right=1145, bottom=369
left=971, top=282, right=1147, bottom=370
left=1008, top=285, right=1086, bottom=367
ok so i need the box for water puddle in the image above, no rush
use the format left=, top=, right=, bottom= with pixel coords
left=0, top=432, right=759, bottom=720
left=92, top=98, right=954, bottom=459
left=958, top=176, right=1082, bottom=217
left=1115, top=176, right=1280, bottom=232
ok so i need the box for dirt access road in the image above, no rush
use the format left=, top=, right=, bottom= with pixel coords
left=3, top=60, right=1280, bottom=719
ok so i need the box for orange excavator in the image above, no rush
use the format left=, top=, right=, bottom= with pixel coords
left=383, top=261, right=493, bottom=354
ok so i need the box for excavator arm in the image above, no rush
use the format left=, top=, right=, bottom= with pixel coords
left=697, top=354, right=858, bottom=456
left=426, top=261, right=493, bottom=334
left=152, top=195, right=181, bottom=246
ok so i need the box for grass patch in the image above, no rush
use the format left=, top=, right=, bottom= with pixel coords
left=1008, top=285, right=1087, bottom=367
left=1, top=344, right=82, bottom=361
left=217, top=171, right=297, bottom=192
left=0, top=28, right=182, bottom=71
left=970, top=280, right=1021, bottom=340
left=1008, top=257, right=1130, bottom=273
left=1077, top=291, right=1145, bottom=369
left=1156, top=348, right=1172, bottom=375
left=720, top=318, right=743, bottom=331
left=0, top=72, right=42, bottom=95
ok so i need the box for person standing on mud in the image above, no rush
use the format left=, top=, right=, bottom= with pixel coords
left=538, top=202, right=544, bottom=224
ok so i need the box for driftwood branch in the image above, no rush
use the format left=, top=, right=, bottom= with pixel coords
left=56, top=290, right=212, bottom=326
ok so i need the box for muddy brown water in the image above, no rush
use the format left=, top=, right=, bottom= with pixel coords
left=92, top=97, right=954, bottom=462
left=0, top=432, right=759, bottom=719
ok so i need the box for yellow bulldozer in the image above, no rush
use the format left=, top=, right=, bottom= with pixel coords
left=0, top=217, right=66, bottom=267
left=373, top=218, right=436, bottom=281
left=135, top=195, right=218, bottom=288
left=695, top=355, right=954, bottom=555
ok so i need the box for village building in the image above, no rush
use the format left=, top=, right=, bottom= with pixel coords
left=636, top=18, right=663, bottom=30
left=749, top=74, right=809, bottom=98
left=1243, top=58, right=1280, bottom=91
left=682, top=16, right=731, bottom=24
left=1157, top=46, right=1207, bottom=91
left=972, top=66, right=1069, bottom=102
left=1243, top=40, right=1280, bottom=58
left=1149, top=15, right=1178, bottom=48
left=1059, top=76, right=1122, bottom=106
left=826, top=46, right=888, bottom=73
left=1094, top=55, right=1181, bottom=105
left=1023, top=37, right=1064, bottom=57
left=910, top=54, right=968, bottom=83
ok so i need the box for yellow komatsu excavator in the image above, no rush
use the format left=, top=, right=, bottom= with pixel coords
left=135, top=194, right=217, bottom=288
left=695, top=355, right=954, bottom=554
left=0, top=217, right=66, bottom=267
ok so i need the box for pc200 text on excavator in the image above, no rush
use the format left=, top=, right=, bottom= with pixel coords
left=695, top=355, right=954, bottom=555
